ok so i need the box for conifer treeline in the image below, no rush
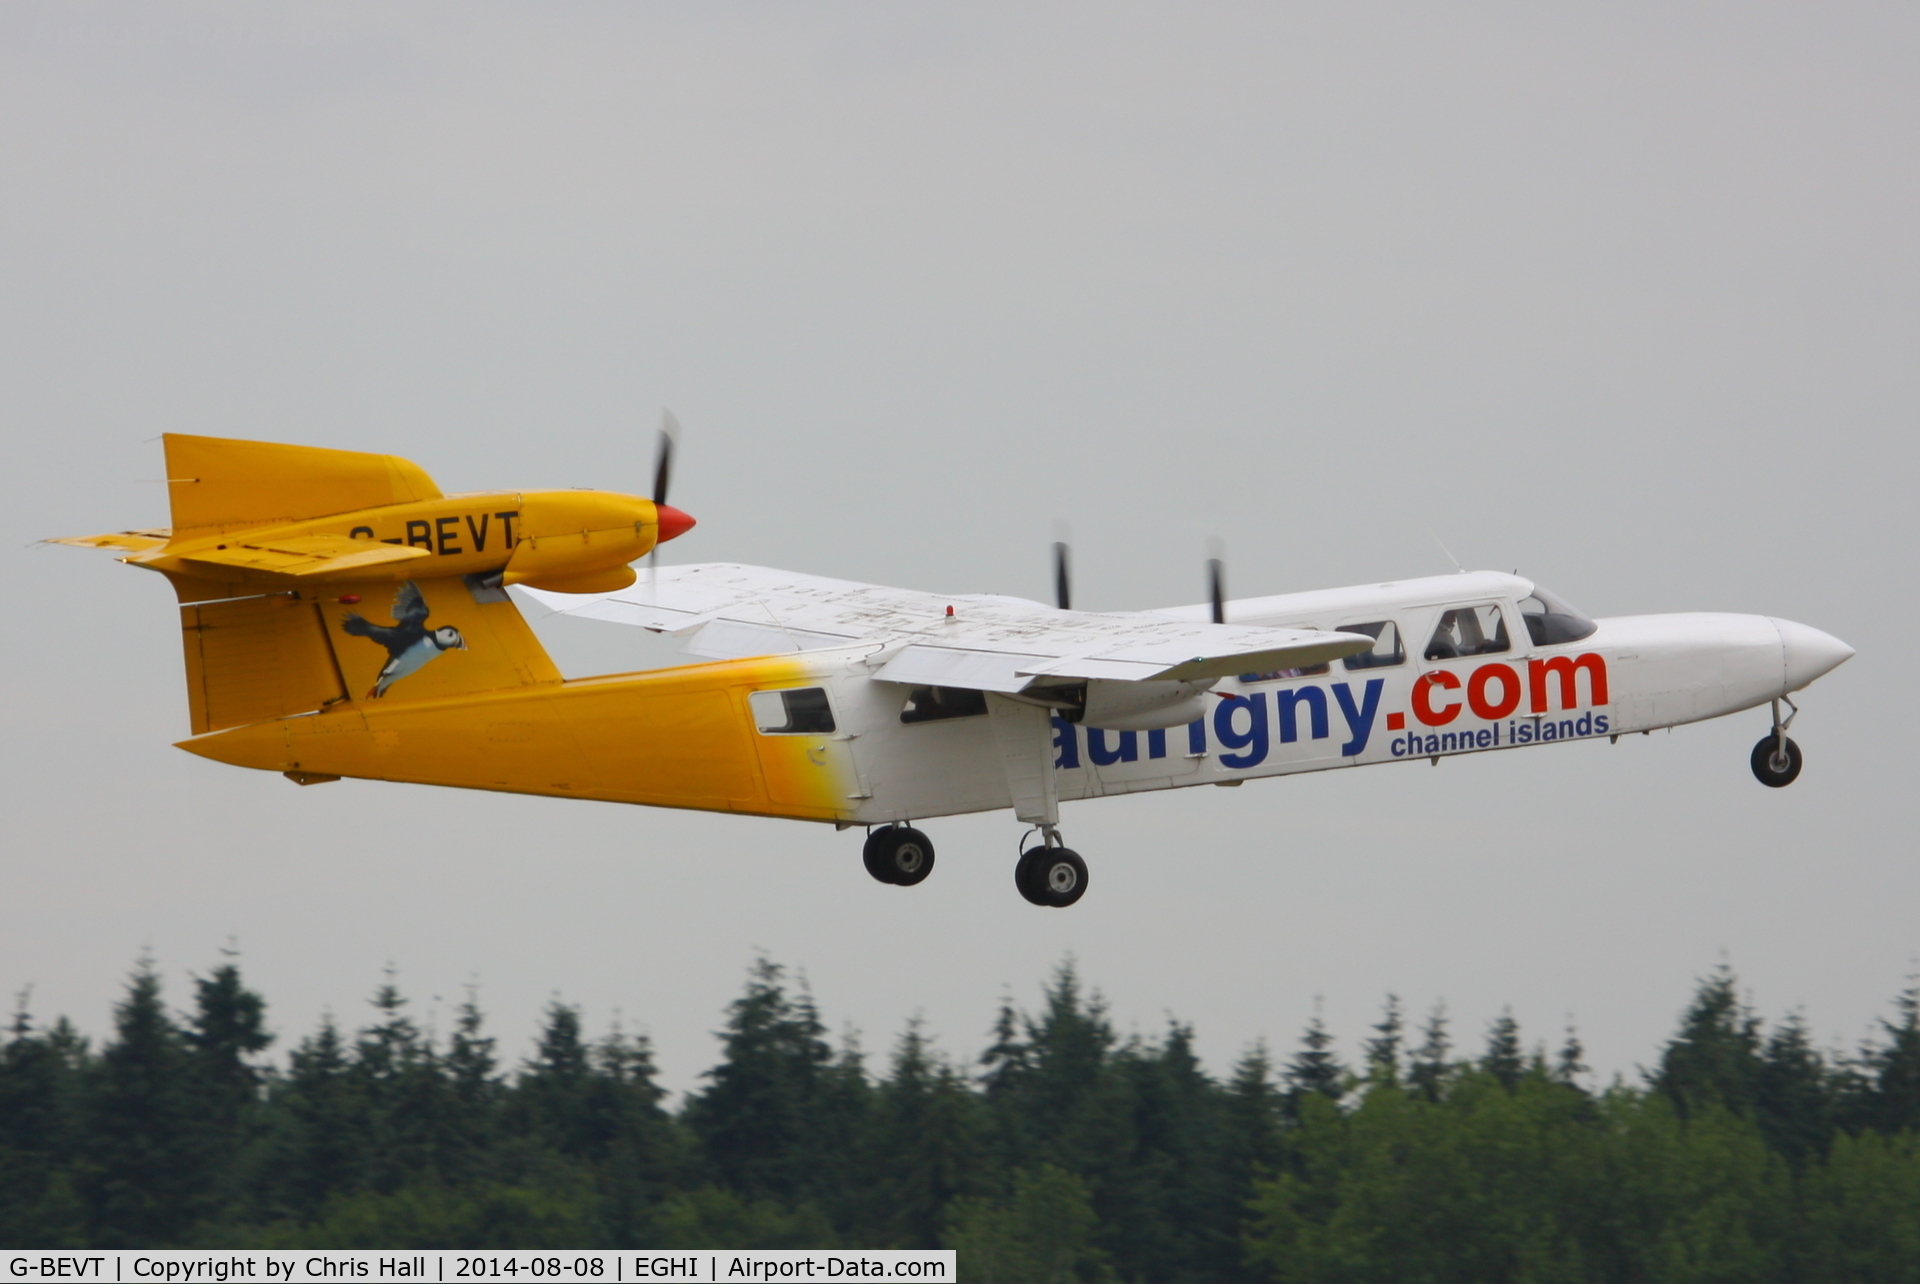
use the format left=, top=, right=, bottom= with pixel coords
left=3, top=956, right=1918, bottom=1280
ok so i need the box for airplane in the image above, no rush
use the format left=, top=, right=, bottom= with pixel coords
left=53, top=431, right=1854, bottom=908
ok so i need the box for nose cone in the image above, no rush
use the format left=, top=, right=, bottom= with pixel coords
left=1772, top=618, right=1854, bottom=692
left=654, top=503, right=696, bottom=544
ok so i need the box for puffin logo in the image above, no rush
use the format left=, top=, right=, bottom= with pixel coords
left=342, top=581, right=467, bottom=698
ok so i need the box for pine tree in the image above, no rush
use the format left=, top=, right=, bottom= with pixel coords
left=1756, top=1012, right=1836, bottom=1168
left=1654, top=965, right=1763, bottom=1118
left=1283, top=1005, right=1346, bottom=1112
left=352, top=974, right=450, bottom=1192
left=518, top=1001, right=595, bottom=1158
left=859, top=1019, right=990, bottom=1247
left=1363, top=995, right=1404, bottom=1087
left=1859, top=976, right=1920, bottom=1135
left=184, top=955, right=272, bottom=1195
left=270, top=1016, right=369, bottom=1216
left=1407, top=1002, right=1452, bottom=1103
left=0, top=994, right=87, bottom=1245
left=1553, top=1021, right=1588, bottom=1089
left=1482, top=1009, right=1525, bottom=1090
left=82, top=962, right=213, bottom=1245
left=685, top=957, right=838, bottom=1206
left=590, top=1020, right=678, bottom=1247
left=441, top=990, right=501, bottom=1184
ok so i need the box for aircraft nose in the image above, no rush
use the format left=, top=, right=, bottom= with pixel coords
left=654, top=504, right=696, bottom=544
left=1771, top=618, right=1854, bottom=692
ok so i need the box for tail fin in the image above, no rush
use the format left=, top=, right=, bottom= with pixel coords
left=176, top=575, right=561, bottom=735
left=163, top=433, right=441, bottom=538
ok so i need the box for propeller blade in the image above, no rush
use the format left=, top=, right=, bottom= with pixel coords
left=1207, top=557, right=1226, bottom=625
left=652, top=408, right=680, bottom=505
left=1053, top=540, right=1072, bottom=611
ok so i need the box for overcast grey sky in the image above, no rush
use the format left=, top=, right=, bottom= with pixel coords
left=3, top=3, right=1915, bottom=1096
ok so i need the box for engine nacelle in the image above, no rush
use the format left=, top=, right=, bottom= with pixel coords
left=1078, top=679, right=1213, bottom=731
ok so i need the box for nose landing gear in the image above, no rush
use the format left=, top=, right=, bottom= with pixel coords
left=1750, top=697, right=1803, bottom=788
left=863, top=825, right=936, bottom=885
left=1015, top=827, right=1088, bottom=908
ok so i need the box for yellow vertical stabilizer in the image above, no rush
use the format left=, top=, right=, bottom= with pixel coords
left=163, top=433, right=442, bottom=538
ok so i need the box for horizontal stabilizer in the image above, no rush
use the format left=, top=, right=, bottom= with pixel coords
left=46, top=529, right=172, bottom=553
left=178, top=534, right=431, bottom=579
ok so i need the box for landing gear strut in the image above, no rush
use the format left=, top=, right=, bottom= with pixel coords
left=1750, top=697, right=1803, bottom=788
left=863, top=825, right=936, bottom=885
left=1015, top=827, right=1088, bottom=908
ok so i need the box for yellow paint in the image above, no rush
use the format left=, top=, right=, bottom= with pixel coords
left=125, top=489, right=666, bottom=591
left=180, top=593, right=345, bottom=735
left=175, top=653, right=857, bottom=822
left=44, top=529, right=170, bottom=553
left=53, top=433, right=815, bottom=826
left=163, top=433, right=442, bottom=536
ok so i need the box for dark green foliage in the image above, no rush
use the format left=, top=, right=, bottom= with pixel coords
left=1283, top=1007, right=1346, bottom=1112
left=1481, top=1008, right=1525, bottom=1090
left=0, top=998, right=87, bottom=1245
left=1407, top=1002, right=1452, bottom=1103
left=81, top=962, right=217, bottom=1246
left=683, top=957, right=841, bottom=1210
left=3, top=953, right=1920, bottom=1281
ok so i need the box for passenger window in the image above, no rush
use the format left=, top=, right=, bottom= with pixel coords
left=1425, top=605, right=1510, bottom=660
left=900, top=685, right=989, bottom=724
left=749, top=687, right=837, bottom=735
left=1518, top=587, right=1599, bottom=646
left=1339, top=621, right=1405, bottom=670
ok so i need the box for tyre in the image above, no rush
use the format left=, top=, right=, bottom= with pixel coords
left=875, top=826, right=936, bottom=886
left=1015, top=847, right=1049, bottom=905
left=862, top=826, right=899, bottom=884
left=1750, top=735, right=1802, bottom=788
left=1021, top=847, right=1088, bottom=908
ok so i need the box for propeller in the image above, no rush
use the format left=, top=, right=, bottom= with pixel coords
left=1206, top=542, right=1226, bottom=625
left=1052, top=539, right=1072, bottom=611
left=653, top=408, right=678, bottom=509
left=647, top=409, right=693, bottom=585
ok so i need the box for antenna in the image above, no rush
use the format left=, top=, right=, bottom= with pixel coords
left=1428, top=529, right=1466, bottom=574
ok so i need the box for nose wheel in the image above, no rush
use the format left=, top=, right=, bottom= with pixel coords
left=1015, top=828, right=1088, bottom=907
left=1750, top=697, right=1804, bottom=788
left=863, top=825, right=935, bottom=886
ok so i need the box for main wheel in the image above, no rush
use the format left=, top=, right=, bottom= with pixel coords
left=1015, top=847, right=1048, bottom=905
left=1750, top=735, right=1802, bottom=788
left=862, top=826, right=899, bottom=884
left=870, top=826, right=936, bottom=886
left=1016, top=847, right=1088, bottom=908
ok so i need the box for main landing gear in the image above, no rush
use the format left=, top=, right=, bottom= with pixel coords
left=1750, top=697, right=1804, bottom=788
left=1015, top=828, right=1088, bottom=908
left=863, top=825, right=936, bottom=886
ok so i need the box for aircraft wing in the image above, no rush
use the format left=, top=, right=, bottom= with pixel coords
left=523, top=562, right=1374, bottom=691
left=176, top=534, right=432, bottom=578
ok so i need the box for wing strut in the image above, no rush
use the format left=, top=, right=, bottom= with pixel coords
left=986, top=694, right=1060, bottom=828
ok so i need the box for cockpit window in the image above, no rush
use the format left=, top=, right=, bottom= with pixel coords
left=1519, top=587, right=1598, bottom=646
left=1425, top=605, right=1510, bottom=660
left=900, top=685, right=989, bottom=724
left=1339, top=621, right=1405, bottom=670
left=749, top=687, right=836, bottom=735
